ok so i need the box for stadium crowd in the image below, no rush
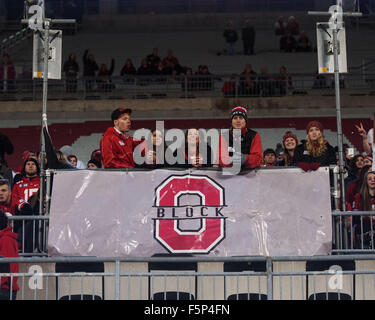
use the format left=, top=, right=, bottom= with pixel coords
left=0, top=105, right=374, bottom=300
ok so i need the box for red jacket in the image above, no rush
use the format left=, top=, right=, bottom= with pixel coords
left=100, top=127, right=143, bottom=168
left=217, top=128, right=263, bottom=169
left=0, top=227, right=19, bottom=291
left=11, top=176, right=40, bottom=203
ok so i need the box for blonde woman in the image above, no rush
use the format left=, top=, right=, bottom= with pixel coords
left=294, top=121, right=336, bottom=171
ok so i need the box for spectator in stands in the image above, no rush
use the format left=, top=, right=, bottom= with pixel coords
left=294, top=121, right=337, bottom=171
left=82, top=49, right=99, bottom=91
left=59, top=146, right=85, bottom=169
left=142, top=129, right=169, bottom=169
left=278, top=131, right=298, bottom=166
left=0, top=210, right=19, bottom=300
left=223, top=22, right=238, bottom=56
left=162, top=50, right=181, bottom=75
left=176, top=128, right=213, bottom=168
left=356, top=121, right=374, bottom=170
left=0, top=179, right=34, bottom=252
left=12, top=158, right=40, bottom=203
left=312, top=69, right=328, bottom=89
left=100, top=108, right=143, bottom=168
left=137, top=58, right=152, bottom=86
left=67, top=155, right=78, bottom=167
left=258, top=67, right=274, bottom=96
left=154, top=61, right=168, bottom=76
left=90, top=149, right=102, bottom=166
left=0, top=53, right=16, bottom=92
left=296, top=31, right=312, bottom=52
left=352, top=170, right=375, bottom=249
left=146, top=48, right=161, bottom=73
left=181, top=68, right=196, bottom=91
left=274, top=16, right=287, bottom=36
left=263, top=149, right=277, bottom=167
left=63, top=53, right=80, bottom=92
left=120, top=59, right=137, bottom=77
left=274, top=65, right=292, bottom=96
left=239, top=64, right=258, bottom=96
left=97, top=59, right=115, bottom=92
left=218, top=106, right=263, bottom=170
left=87, top=159, right=101, bottom=169
left=286, top=16, right=300, bottom=36
left=137, top=58, right=152, bottom=76
left=345, top=154, right=365, bottom=189
left=280, top=31, right=297, bottom=52
left=221, top=75, right=237, bottom=97
left=0, top=133, right=13, bottom=168
left=196, top=65, right=213, bottom=91
left=241, top=20, right=255, bottom=55
left=346, top=164, right=372, bottom=210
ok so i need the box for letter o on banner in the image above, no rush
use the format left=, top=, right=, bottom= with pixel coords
left=154, top=175, right=226, bottom=254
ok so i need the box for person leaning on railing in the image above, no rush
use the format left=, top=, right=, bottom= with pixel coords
left=100, top=108, right=144, bottom=169
left=0, top=210, right=19, bottom=301
left=217, top=105, right=263, bottom=170
left=294, top=121, right=337, bottom=172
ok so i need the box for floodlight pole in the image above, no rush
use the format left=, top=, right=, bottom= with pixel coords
left=308, top=5, right=361, bottom=212
left=22, top=2, right=75, bottom=252
left=21, top=18, right=75, bottom=218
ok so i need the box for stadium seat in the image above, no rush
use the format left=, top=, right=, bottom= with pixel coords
left=55, top=260, right=105, bottom=300
left=306, top=259, right=355, bottom=300
left=148, top=253, right=197, bottom=300
left=223, top=259, right=268, bottom=300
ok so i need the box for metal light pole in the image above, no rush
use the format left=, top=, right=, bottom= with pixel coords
left=22, top=2, right=76, bottom=216
left=308, top=2, right=362, bottom=211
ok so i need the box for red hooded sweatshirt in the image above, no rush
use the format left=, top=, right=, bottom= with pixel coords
left=0, top=227, right=19, bottom=291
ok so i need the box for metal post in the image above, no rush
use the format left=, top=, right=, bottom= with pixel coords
left=266, top=257, right=273, bottom=300
left=308, top=4, right=362, bottom=212
left=115, top=260, right=121, bottom=300
left=332, top=26, right=346, bottom=212
left=39, top=19, right=51, bottom=218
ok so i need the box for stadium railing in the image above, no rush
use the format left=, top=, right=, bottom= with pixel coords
left=1, top=73, right=375, bottom=101
left=1, top=255, right=375, bottom=300
left=6, top=166, right=375, bottom=257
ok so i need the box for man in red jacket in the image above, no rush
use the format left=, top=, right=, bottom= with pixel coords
left=0, top=210, right=19, bottom=300
left=217, top=105, right=263, bottom=173
left=100, top=108, right=144, bottom=168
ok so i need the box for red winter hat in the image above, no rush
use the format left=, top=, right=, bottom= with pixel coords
left=306, top=120, right=324, bottom=133
left=282, top=131, right=298, bottom=147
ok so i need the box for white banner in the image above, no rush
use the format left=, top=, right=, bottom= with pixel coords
left=48, top=168, right=332, bottom=257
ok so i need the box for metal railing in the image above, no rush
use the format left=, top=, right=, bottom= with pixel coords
left=2, top=73, right=375, bottom=100
left=1, top=255, right=375, bottom=300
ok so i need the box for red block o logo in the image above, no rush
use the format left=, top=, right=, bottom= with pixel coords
left=154, top=175, right=226, bottom=254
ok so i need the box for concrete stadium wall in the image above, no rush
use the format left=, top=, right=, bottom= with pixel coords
left=0, top=95, right=373, bottom=121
